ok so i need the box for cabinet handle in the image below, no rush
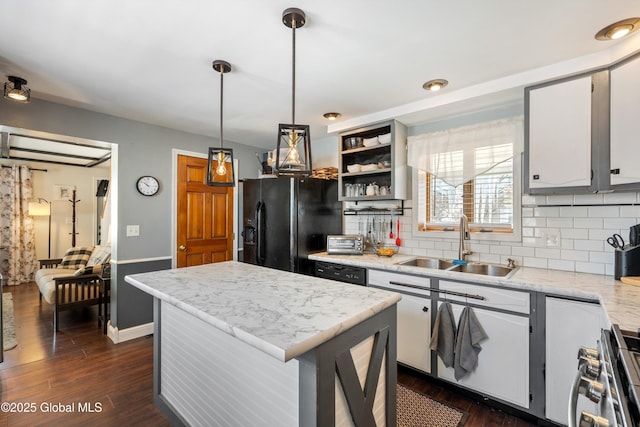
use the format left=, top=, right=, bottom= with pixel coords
left=422, top=306, right=429, bottom=313
left=610, top=168, right=620, bottom=175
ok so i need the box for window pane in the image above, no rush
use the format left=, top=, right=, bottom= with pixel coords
left=430, top=177, right=463, bottom=222
left=473, top=158, right=513, bottom=225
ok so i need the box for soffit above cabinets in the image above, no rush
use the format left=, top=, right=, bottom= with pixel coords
left=0, top=131, right=111, bottom=168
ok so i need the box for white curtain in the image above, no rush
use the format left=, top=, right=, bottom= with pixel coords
left=0, top=165, right=38, bottom=285
left=408, top=117, right=523, bottom=187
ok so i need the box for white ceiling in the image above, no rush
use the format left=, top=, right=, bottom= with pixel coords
left=1, top=1, right=640, bottom=149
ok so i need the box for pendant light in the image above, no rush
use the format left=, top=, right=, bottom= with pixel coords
left=274, top=7, right=312, bottom=177
left=207, top=60, right=235, bottom=187
left=4, top=76, right=31, bottom=103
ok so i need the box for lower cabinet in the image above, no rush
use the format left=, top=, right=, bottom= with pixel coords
left=545, top=296, right=605, bottom=425
left=368, top=269, right=432, bottom=373
left=434, top=280, right=531, bottom=409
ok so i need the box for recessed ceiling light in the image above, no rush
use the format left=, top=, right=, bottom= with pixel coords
left=422, top=79, right=448, bottom=92
left=323, top=112, right=341, bottom=120
left=595, top=18, right=640, bottom=41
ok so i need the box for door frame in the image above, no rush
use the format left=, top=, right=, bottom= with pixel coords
left=170, top=149, right=238, bottom=268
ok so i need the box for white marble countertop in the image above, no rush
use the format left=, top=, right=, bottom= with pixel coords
left=310, top=252, right=640, bottom=331
left=124, top=261, right=400, bottom=362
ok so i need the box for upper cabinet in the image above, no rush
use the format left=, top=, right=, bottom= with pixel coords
left=610, top=55, right=640, bottom=188
left=525, top=51, right=640, bottom=194
left=338, top=120, right=408, bottom=201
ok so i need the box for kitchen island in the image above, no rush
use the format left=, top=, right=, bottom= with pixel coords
left=124, top=261, right=400, bottom=427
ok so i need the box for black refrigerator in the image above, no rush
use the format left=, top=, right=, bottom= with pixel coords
left=242, top=177, right=342, bottom=276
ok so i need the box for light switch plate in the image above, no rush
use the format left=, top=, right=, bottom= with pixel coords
left=126, top=225, right=140, bottom=237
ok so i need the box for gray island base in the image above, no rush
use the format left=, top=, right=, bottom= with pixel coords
left=125, top=261, right=400, bottom=427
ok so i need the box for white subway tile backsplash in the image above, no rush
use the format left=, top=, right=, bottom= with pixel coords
left=573, top=218, right=603, bottom=229
left=588, top=206, right=620, bottom=218
left=561, top=228, right=590, bottom=239
left=560, top=206, right=589, bottom=218
left=546, top=194, right=574, bottom=205
left=548, top=259, right=575, bottom=272
left=512, top=246, right=535, bottom=257
left=524, top=257, right=548, bottom=268
left=560, top=249, right=589, bottom=262
left=342, top=189, right=638, bottom=277
left=546, top=218, right=573, bottom=228
left=603, top=192, right=638, bottom=204
left=619, top=206, right=640, bottom=217
left=535, top=248, right=561, bottom=259
left=574, top=193, right=604, bottom=205
left=574, top=239, right=605, bottom=251
left=534, top=206, right=560, bottom=217
left=575, top=262, right=605, bottom=275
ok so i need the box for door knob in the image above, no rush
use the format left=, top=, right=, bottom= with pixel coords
left=179, top=245, right=187, bottom=252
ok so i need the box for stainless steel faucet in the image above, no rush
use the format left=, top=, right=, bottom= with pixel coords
left=458, top=214, right=471, bottom=261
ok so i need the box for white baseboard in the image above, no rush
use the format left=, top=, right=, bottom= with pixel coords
left=107, top=321, right=154, bottom=344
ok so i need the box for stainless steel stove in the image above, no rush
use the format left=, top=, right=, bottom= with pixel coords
left=570, top=325, right=640, bottom=426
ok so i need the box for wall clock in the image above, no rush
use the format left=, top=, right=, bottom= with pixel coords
left=136, top=176, right=160, bottom=196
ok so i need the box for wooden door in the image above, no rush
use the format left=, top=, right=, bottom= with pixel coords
left=177, top=155, right=233, bottom=267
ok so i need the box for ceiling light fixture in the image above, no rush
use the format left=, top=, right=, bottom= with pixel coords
left=422, top=79, right=449, bottom=92
left=323, top=112, right=341, bottom=120
left=274, top=7, right=312, bottom=177
left=4, top=76, right=31, bottom=103
left=595, top=18, right=640, bottom=40
left=206, top=60, right=235, bottom=187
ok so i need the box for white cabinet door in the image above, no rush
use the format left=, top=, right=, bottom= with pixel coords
left=396, top=293, right=431, bottom=373
left=528, top=76, right=592, bottom=189
left=368, top=269, right=431, bottom=373
left=436, top=303, right=530, bottom=409
left=545, top=297, right=603, bottom=425
left=610, top=55, right=640, bottom=187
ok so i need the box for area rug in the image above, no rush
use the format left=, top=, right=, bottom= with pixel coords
left=3, top=292, right=17, bottom=351
left=397, top=384, right=467, bottom=427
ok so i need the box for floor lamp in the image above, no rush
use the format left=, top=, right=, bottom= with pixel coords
left=28, top=198, right=51, bottom=258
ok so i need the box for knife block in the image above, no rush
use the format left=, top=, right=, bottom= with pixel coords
left=614, top=245, right=640, bottom=280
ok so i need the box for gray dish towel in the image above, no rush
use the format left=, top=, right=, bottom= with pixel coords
left=454, top=306, right=489, bottom=381
left=429, top=301, right=456, bottom=367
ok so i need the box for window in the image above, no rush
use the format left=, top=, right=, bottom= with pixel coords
left=419, top=146, right=513, bottom=232
left=409, top=117, right=522, bottom=236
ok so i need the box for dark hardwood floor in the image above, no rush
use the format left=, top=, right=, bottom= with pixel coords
left=1, top=283, right=537, bottom=426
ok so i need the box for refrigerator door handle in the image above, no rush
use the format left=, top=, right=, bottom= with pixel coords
left=256, top=201, right=265, bottom=265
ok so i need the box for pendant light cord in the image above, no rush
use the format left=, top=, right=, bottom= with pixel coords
left=219, top=70, right=224, bottom=148
left=291, top=19, right=296, bottom=125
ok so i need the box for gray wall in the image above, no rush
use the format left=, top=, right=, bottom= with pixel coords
left=1, top=97, right=262, bottom=330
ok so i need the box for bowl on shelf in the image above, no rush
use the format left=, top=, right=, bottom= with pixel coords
left=378, top=133, right=391, bottom=144
left=346, top=164, right=361, bottom=173
left=360, top=163, right=379, bottom=172
left=377, top=160, right=391, bottom=169
left=363, top=136, right=379, bottom=147
left=343, top=137, right=363, bottom=150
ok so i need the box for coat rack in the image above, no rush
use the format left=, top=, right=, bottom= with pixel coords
left=69, top=189, right=80, bottom=247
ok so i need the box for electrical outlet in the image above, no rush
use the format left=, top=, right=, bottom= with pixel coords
left=126, top=225, right=140, bottom=237
left=544, top=229, right=560, bottom=247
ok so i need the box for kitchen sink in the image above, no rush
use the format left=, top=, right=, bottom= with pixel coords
left=396, top=257, right=456, bottom=270
left=396, top=257, right=517, bottom=278
left=449, top=263, right=516, bottom=277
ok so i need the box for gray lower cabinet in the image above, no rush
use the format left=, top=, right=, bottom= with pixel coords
left=545, top=296, right=605, bottom=425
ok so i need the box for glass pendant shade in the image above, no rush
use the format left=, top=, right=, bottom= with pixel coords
left=274, top=124, right=312, bottom=176
left=206, top=59, right=235, bottom=187
left=207, top=146, right=234, bottom=186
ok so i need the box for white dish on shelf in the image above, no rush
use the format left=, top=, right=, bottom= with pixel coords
left=378, top=133, right=391, bottom=144
left=360, top=163, right=379, bottom=172
left=363, top=137, right=379, bottom=147
left=346, top=164, right=361, bottom=173
left=378, top=161, right=391, bottom=169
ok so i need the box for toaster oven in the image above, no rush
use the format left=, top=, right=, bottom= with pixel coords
left=326, top=235, right=364, bottom=255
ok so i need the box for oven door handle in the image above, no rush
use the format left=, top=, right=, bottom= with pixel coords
left=567, top=365, right=586, bottom=427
